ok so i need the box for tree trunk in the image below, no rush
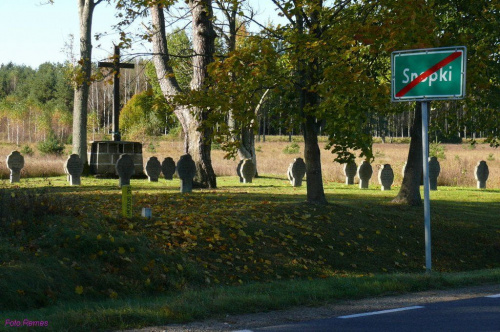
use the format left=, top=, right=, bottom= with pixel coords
left=295, top=1, right=327, bottom=205
left=303, top=115, right=327, bottom=204
left=220, top=0, right=259, bottom=176
left=73, top=0, right=99, bottom=165
left=392, top=102, right=423, bottom=206
left=188, top=0, right=217, bottom=188
left=234, top=89, right=268, bottom=177
left=150, top=3, right=216, bottom=188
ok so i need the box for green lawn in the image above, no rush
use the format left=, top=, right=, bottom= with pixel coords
left=1, top=175, right=499, bottom=331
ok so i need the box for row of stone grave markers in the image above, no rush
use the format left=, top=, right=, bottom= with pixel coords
left=117, top=154, right=195, bottom=192
left=144, top=157, right=176, bottom=182
left=2, top=150, right=493, bottom=190
left=342, top=158, right=491, bottom=190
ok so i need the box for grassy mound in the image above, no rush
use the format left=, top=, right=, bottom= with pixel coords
left=1, top=176, right=499, bottom=330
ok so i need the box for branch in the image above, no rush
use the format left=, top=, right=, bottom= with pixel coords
left=149, top=5, right=183, bottom=97
left=239, top=12, right=283, bottom=39
left=271, top=0, right=296, bottom=26
left=254, top=89, right=270, bottom=116
left=332, top=0, right=352, bottom=18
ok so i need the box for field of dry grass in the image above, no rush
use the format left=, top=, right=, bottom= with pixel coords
left=1, top=138, right=499, bottom=188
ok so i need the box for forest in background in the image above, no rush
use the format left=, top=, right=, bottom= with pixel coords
left=1, top=1, right=499, bottom=152
left=0, top=59, right=489, bottom=148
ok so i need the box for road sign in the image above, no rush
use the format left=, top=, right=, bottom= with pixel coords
left=391, top=46, right=467, bottom=272
left=392, top=46, right=466, bottom=101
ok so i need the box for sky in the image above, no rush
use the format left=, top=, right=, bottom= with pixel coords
left=0, top=0, right=282, bottom=69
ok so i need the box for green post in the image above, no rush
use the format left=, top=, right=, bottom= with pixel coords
left=122, top=185, right=132, bottom=218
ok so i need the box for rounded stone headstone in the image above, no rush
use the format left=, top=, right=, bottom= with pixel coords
left=240, top=159, right=256, bottom=183
left=6, top=151, right=25, bottom=183
left=176, top=154, right=196, bottom=193
left=428, top=157, right=441, bottom=191
left=288, top=158, right=306, bottom=187
left=343, top=161, right=357, bottom=185
left=402, top=161, right=424, bottom=185
left=287, top=163, right=294, bottom=183
left=145, top=156, right=162, bottom=182
left=357, top=161, right=373, bottom=189
left=378, top=164, right=394, bottom=191
left=116, top=154, right=135, bottom=187
left=64, top=154, right=83, bottom=185
left=161, top=157, right=176, bottom=180
left=63, top=160, right=71, bottom=182
left=474, top=160, right=489, bottom=189
left=236, top=160, right=244, bottom=183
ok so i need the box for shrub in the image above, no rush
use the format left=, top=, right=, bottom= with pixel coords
left=464, top=142, right=477, bottom=150
left=430, top=142, right=446, bottom=160
left=20, top=145, right=34, bottom=157
left=166, top=125, right=183, bottom=140
left=374, top=150, right=385, bottom=158
left=37, top=135, right=65, bottom=155
left=146, top=142, right=157, bottom=153
left=283, top=142, right=300, bottom=154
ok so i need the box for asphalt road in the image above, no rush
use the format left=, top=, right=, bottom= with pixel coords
left=250, top=293, right=500, bottom=332
left=121, top=284, right=500, bottom=332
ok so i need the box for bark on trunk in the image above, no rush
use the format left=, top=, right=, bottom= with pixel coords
left=150, top=3, right=216, bottom=188
left=188, top=0, right=217, bottom=188
left=72, top=0, right=97, bottom=165
left=303, top=115, right=327, bottom=204
left=233, top=89, right=268, bottom=177
left=392, top=102, right=423, bottom=206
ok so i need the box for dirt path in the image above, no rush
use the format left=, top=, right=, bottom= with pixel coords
left=120, top=284, right=500, bottom=332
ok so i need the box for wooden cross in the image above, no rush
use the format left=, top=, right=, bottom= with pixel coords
left=98, top=45, right=135, bottom=141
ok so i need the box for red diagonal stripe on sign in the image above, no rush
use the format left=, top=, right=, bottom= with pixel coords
left=396, top=51, right=462, bottom=98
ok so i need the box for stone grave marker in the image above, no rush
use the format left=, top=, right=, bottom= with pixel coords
left=236, top=160, right=244, bottom=183
left=177, top=154, right=197, bottom=193
left=474, top=160, right=489, bottom=189
left=357, top=160, right=373, bottom=189
left=116, top=154, right=135, bottom=187
left=287, top=158, right=306, bottom=187
left=428, top=157, right=441, bottom=190
left=378, top=164, right=394, bottom=190
left=145, top=156, right=161, bottom=182
left=161, top=157, right=176, bottom=180
left=402, top=161, right=425, bottom=185
left=6, top=151, right=24, bottom=183
left=63, top=161, right=70, bottom=182
left=64, top=154, right=84, bottom=185
left=240, top=159, right=256, bottom=183
left=343, top=161, right=357, bottom=185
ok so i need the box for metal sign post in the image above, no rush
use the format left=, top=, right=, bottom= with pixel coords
left=421, top=101, right=431, bottom=271
left=391, top=46, right=467, bottom=273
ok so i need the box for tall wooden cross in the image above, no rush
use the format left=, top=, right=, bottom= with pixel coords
left=98, top=45, right=135, bottom=141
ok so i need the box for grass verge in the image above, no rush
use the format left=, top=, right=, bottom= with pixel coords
left=2, top=269, right=499, bottom=331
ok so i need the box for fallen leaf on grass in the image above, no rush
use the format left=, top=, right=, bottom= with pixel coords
left=75, top=286, right=84, bottom=295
